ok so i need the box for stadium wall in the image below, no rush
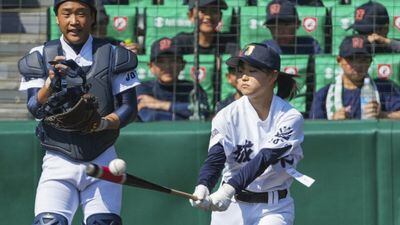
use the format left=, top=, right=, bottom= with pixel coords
left=0, top=120, right=399, bottom=225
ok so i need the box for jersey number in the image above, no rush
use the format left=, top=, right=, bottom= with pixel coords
left=125, top=71, right=136, bottom=81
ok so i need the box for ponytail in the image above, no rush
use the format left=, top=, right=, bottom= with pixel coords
left=276, top=74, right=298, bottom=100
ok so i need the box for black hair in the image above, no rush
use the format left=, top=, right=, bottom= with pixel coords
left=276, top=74, right=297, bottom=100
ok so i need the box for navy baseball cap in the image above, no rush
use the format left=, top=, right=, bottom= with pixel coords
left=150, top=37, right=183, bottom=61
left=226, top=43, right=292, bottom=76
left=265, top=0, right=299, bottom=25
left=339, top=35, right=372, bottom=57
left=54, top=0, right=96, bottom=13
left=352, top=1, right=389, bottom=34
left=188, top=0, right=228, bottom=10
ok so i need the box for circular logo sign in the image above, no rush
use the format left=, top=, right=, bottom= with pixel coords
left=394, top=16, right=400, bottom=31
left=377, top=64, right=392, bottom=79
left=303, top=17, right=317, bottom=33
left=113, top=17, right=128, bottom=31
left=154, top=17, right=164, bottom=28
left=284, top=66, right=298, bottom=75
left=190, top=67, right=207, bottom=82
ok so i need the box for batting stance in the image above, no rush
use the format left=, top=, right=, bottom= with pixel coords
left=190, top=43, right=313, bottom=225
left=18, top=0, right=139, bottom=224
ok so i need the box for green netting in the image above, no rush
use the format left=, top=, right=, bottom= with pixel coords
left=136, top=54, right=156, bottom=81
left=145, top=6, right=233, bottom=51
left=104, top=5, right=137, bottom=42
left=129, top=0, right=154, bottom=7
left=220, top=54, right=237, bottom=101
left=280, top=55, right=309, bottom=113
left=331, top=5, right=355, bottom=55
left=180, top=54, right=215, bottom=108
left=321, top=0, right=341, bottom=8
left=296, top=6, right=327, bottom=52
left=369, top=54, right=400, bottom=85
left=314, top=54, right=340, bottom=91
left=240, top=6, right=271, bottom=48
left=48, top=7, right=61, bottom=40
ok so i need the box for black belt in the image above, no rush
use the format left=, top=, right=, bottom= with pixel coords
left=235, top=189, right=288, bottom=203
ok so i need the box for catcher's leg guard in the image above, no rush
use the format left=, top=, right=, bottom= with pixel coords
left=32, top=212, right=68, bottom=225
left=85, top=213, right=122, bottom=225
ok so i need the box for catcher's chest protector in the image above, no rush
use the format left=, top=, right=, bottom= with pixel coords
left=36, top=39, right=120, bottom=161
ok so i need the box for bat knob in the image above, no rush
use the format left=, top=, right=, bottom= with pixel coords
left=86, top=163, right=101, bottom=177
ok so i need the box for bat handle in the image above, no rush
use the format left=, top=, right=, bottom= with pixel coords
left=170, top=189, right=199, bottom=201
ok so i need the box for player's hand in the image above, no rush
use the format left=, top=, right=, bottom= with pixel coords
left=332, top=106, right=351, bottom=120
left=137, top=95, right=171, bottom=111
left=363, top=101, right=381, bottom=119
left=120, top=42, right=140, bottom=54
left=368, top=33, right=391, bottom=45
left=208, top=183, right=235, bottom=212
left=189, top=184, right=211, bottom=210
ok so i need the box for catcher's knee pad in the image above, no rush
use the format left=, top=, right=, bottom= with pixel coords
left=85, top=213, right=122, bottom=225
left=32, top=212, right=68, bottom=225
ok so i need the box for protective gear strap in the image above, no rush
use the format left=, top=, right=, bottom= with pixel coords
left=112, top=46, right=138, bottom=74
left=32, top=212, right=68, bottom=225
left=115, top=88, right=137, bottom=128
left=85, top=213, right=122, bottom=225
left=18, top=51, right=47, bottom=81
left=227, top=145, right=292, bottom=192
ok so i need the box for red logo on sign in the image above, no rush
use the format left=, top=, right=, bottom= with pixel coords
left=355, top=9, right=365, bottom=21
left=190, top=67, right=207, bottom=82
left=269, top=4, right=281, bottom=15
left=377, top=64, right=392, bottom=79
left=284, top=66, right=298, bottom=75
left=303, top=17, right=318, bottom=33
left=113, top=17, right=128, bottom=31
left=352, top=37, right=364, bottom=48
left=159, top=39, right=172, bottom=51
left=394, top=16, right=400, bottom=31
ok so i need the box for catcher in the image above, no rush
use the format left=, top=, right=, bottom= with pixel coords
left=17, top=0, right=139, bottom=224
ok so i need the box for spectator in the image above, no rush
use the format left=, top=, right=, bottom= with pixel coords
left=352, top=1, right=400, bottom=53
left=263, top=0, right=322, bottom=54
left=172, top=0, right=239, bottom=55
left=136, top=37, right=209, bottom=121
left=215, top=65, right=242, bottom=113
left=309, top=35, right=400, bottom=120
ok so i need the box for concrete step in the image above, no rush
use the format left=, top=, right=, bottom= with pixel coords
left=1, top=0, right=52, bottom=8
left=0, top=7, right=48, bottom=33
left=0, top=56, right=20, bottom=81
left=0, top=33, right=46, bottom=56
left=0, top=89, right=31, bottom=120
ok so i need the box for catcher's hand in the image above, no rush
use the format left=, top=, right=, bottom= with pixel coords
left=44, top=94, right=102, bottom=133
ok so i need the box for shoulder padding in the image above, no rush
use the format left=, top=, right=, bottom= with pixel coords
left=113, top=46, right=138, bottom=74
left=18, top=51, right=47, bottom=81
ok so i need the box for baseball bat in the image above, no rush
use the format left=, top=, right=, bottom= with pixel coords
left=86, top=163, right=198, bottom=201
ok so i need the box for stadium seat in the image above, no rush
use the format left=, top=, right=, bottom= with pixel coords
left=220, top=54, right=237, bottom=101
left=314, top=54, right=340, bottom=91
left=225, top=0, right=247, bottom=7
left=369, top=54, right=400, bottom=85
left=48, top=7, right=61, bottom=40
left=136, top=54, right=156, bottom=82
left=144, top=6, right=233, bottom=52
left=240, top=6, right=272, bottom=47
left=280, top=55, right=310, bottom=113
left=104, top=5, right=137, bottom=42
left=331, top=5, right=354, bottom=55
left=180, top=54, right=216, bottom=108
left=239, top=6, right=327, bottom=51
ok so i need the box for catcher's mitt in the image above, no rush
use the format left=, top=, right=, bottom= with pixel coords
left=44, top=94, right=101, bottom=133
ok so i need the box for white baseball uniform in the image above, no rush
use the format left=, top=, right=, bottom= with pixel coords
left=19, top=35, right=140, bottom=225
left=208, top=95, right=305, bottom=225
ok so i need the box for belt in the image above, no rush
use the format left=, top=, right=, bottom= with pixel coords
left=235, top=189, right=288, bottom=203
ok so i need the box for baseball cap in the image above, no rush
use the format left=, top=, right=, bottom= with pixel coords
left=150, top=37, right=183, bottom=61
left=226, top=42, right=292, bottom=76
left=352, top=1, right=389, bottom=34
left=339, top=35, right=372, bottom=57
left=265, top=0, right=299, bottom=25
left=54, top=0, right=96, bottom=13
left=188, top=0, right=228, bottom=10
